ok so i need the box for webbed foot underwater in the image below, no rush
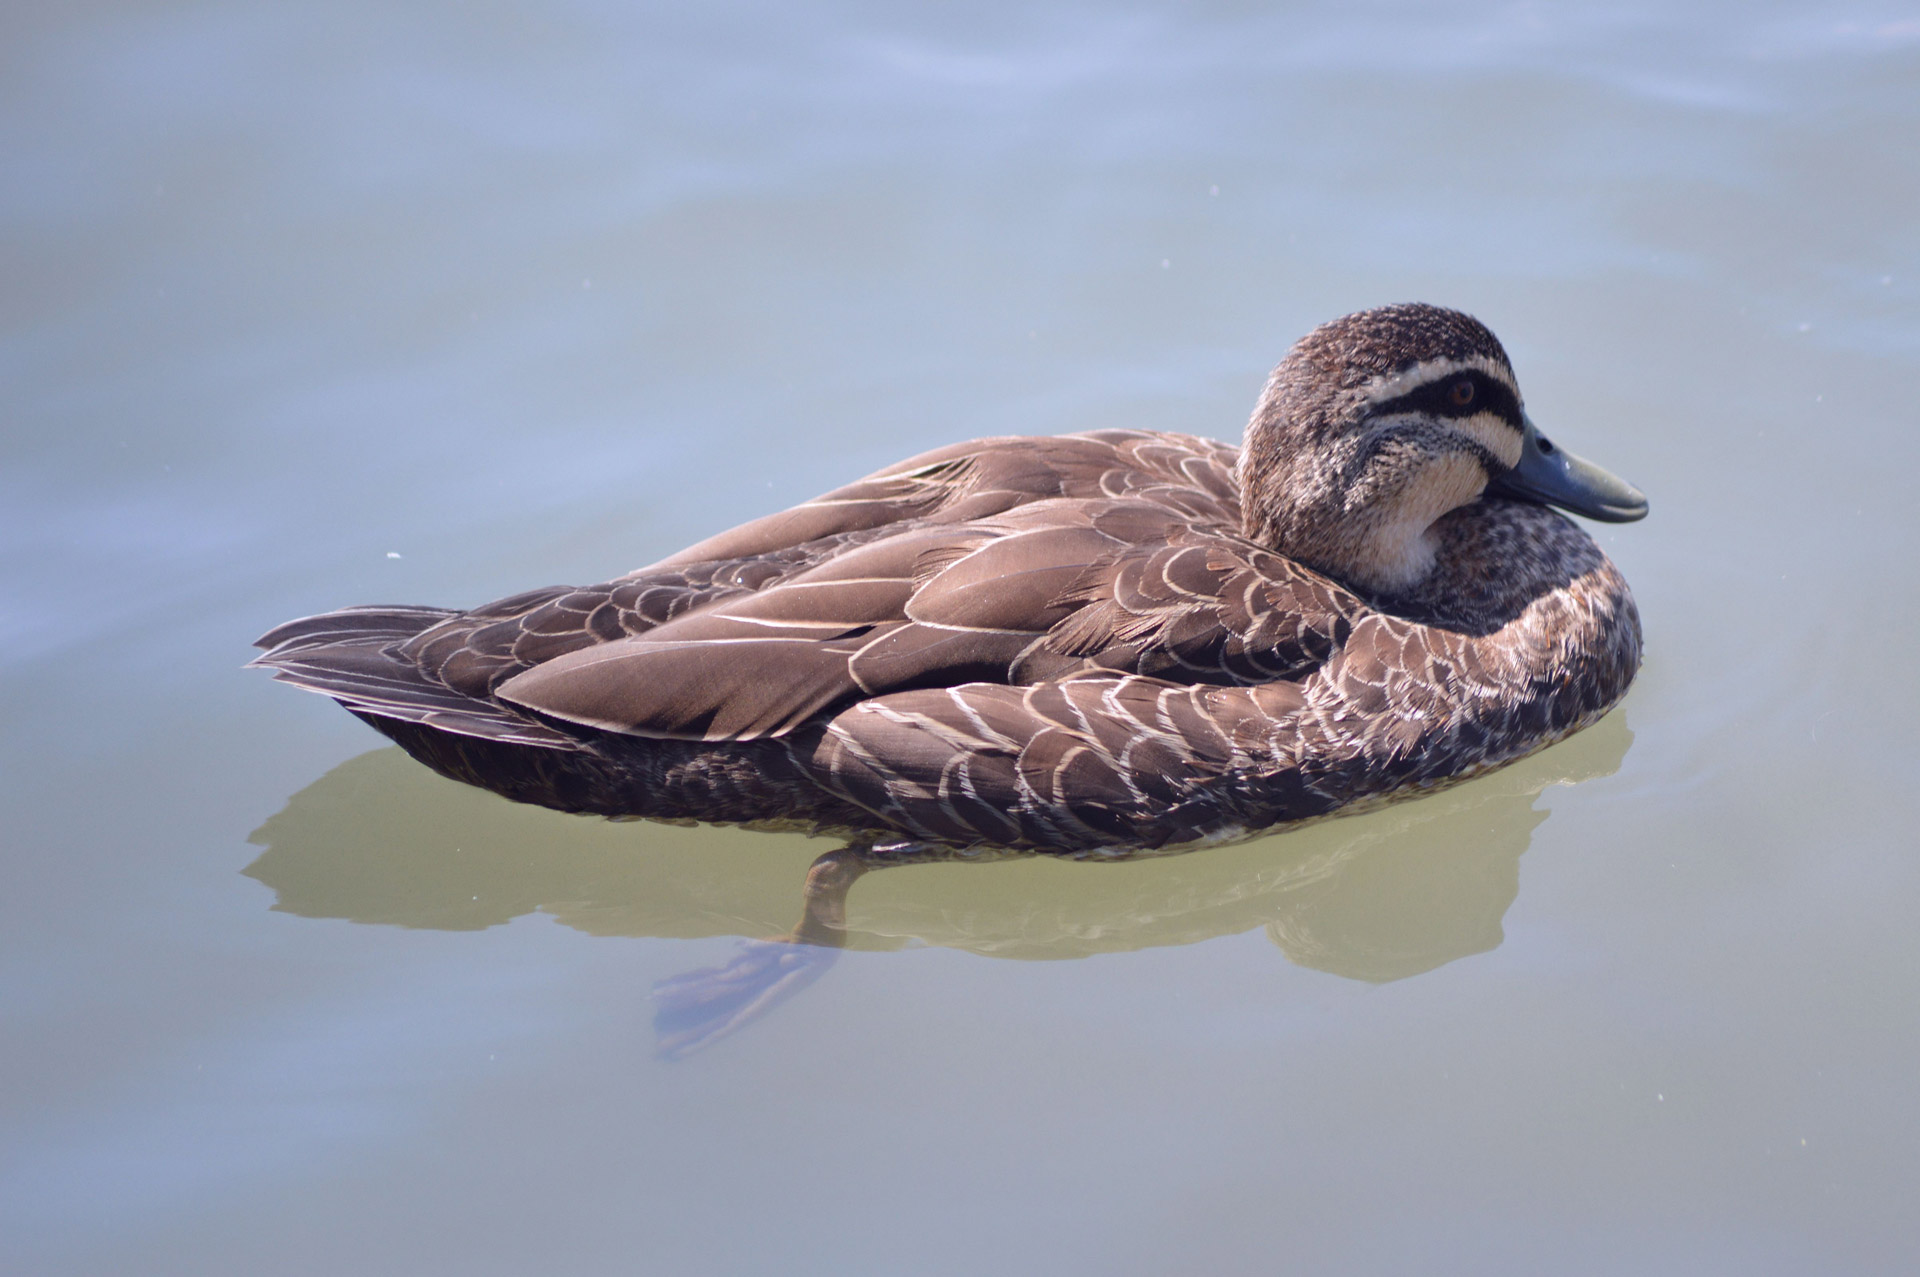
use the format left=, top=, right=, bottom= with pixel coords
left=252, top=303, right=1647, bottom=853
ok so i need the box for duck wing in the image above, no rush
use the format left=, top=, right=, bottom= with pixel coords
left=495, top=504, right=1360, bottom=744
left=256, top=431, right=1259, bottom=746
left=494, top=504, right=1133, bottom=739
left=479, top=432, right=1246, bottom=740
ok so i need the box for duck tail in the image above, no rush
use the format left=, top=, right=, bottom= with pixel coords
left=248, top=605, right=579, bottom=748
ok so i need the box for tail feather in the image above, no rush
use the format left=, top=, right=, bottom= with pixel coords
left=253, top=604, right=459, bottom=654
left=250, top=605, right=580, bottom=748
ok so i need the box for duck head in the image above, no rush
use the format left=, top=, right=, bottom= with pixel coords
left=1239, top=303, right=1648, bottom=595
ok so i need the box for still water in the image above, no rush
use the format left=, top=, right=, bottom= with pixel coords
left=5, top=2, right=1918, bottom=1272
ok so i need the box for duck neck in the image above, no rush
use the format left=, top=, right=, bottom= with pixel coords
left=1247, top=453, right=1491, bottom=599
left=1385, top=499, right=1628, bottom=639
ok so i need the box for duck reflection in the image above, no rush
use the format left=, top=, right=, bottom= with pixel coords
left=245, top=710, right=1630, bottom=1056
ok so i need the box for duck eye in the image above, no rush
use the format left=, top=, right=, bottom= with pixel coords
left=1447, top=378, right=1476, bottom=409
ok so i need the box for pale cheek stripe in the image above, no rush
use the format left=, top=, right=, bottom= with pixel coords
left=1452, top=410, right=1524, bottom=466
left=1358, top=355, right=1519, bottom=406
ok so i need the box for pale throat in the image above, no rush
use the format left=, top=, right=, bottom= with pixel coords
left=1341, top=452, right=1489, bottom=595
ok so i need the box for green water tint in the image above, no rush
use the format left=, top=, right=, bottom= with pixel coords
left=247, top=709, right=1630, bottom=982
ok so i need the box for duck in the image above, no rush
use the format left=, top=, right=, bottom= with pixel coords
left=252, top=303, right=1647, bottom=856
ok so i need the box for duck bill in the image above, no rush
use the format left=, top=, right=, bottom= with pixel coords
left=1486, top=414, right=1649, bottom=523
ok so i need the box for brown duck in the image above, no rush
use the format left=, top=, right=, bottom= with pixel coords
left=253, top=304, right=1648, bottom=856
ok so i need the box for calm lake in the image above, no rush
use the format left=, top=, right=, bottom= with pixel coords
left=5, top=2, right=1918, bottom=1272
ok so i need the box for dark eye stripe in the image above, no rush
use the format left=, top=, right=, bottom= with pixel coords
left=1368, top=371, right=1522, bottom=428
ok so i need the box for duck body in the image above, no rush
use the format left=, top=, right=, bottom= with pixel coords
left=254, top=306, right=1646, bottom=854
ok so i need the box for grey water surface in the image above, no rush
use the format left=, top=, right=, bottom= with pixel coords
left=5, top=2, right=1919, bottom=1273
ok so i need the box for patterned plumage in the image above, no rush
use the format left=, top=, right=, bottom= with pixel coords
left=253, top=304, right=1646, bottom=854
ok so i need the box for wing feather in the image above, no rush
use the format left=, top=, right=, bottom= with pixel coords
left=256, top=431, right=1333, bottom=761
